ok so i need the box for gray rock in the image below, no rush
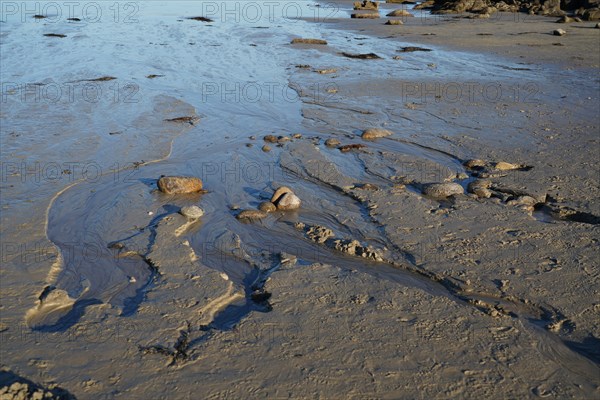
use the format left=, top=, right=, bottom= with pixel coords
left=276, top=192, right=301, bottom=210
left=422, top=182, right=464, bottom=198
left=553, top=28, right=567, bottom=36
left=180, top=205, right=204, bottom=219
left=236, top=210, right=268, bottom=221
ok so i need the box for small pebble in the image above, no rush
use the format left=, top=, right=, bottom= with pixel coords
left=325, top=138, right=341, bottom=147
left=262, top=145, right=271, bottom=152
left=553, top=29, right=566, bottom=36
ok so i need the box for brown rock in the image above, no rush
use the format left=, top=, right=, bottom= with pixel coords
left=362, top=128, right=393, bottom=139
left=385, top=19, right=404, bottom=25
left=236, top=210, right=268, bottom=221
left=291, top=38, right=328, bottom=45
left=464, top=159, right=487, bottom=169
left=351, top=12, right=380, bottom=18
left=494, top=161, right=520, bottom=171
left=258, top=202, right=277, bottom=212
left=271, top=186, right=293, bottom=203
left=354, top=0, right=379, bottom=10
left=263, top=135, right=278, bottom=143
left=157, top=176, right=203, bottom=194
left=325, top=138, right=341, bottom=147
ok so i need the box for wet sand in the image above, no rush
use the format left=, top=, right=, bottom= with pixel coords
left=1, top=1, right=599, bottom=398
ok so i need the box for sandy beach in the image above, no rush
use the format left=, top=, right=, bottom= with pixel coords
left=1, top=1, right=599, bottom=398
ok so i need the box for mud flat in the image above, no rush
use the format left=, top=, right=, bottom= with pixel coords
left=1, top=1, right=599, bottom=398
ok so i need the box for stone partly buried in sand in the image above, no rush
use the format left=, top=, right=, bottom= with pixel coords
left=325, top=138, right=341, bottom=147
left=271, top=186, right=301, bottom=210
left=179, top=205, right=204, bottom=219
left=157, top=176, right=203, bottom=194
left=387, top=9, right=414, bottom=16
left=236, top=210, right=268, bottom=221
left=290, top=38, right=327, bottom=45
left=361, top=128, right=393, bottom=139
left=468, top=179, right=493, bottom=198
left=351, top=12, right=380, bottom=18
left=341, top=52, right=382, bottom=59
left=422, top=182, right=464, bottom=198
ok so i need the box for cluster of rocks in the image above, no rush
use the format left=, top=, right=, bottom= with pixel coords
left=0, top=370, right=75, bottom=400
left=354, top=0, right=379, bottom=10
left=298, top=223, right=384, bottom=261
left=422, top=0, right=600, bottom=19
left=237, top=186, right=301, bottom=222
left=463, top=159, right=543, bottom=210
left=156, top=176, right=205, bottom=220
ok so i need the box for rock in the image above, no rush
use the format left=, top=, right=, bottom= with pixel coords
left=157, top=176, right=203, bottom=194
left=236, top=210, right=268, bottom=221
left=258, top=201, right=277, bottom=212
left=414, top=0, right=435, bottom=9
left=422, top=182, right=464, bottom=198
left=263, top=135, right=278, bottom=143
left=341, top=52, right=382, bottom=59
left=354, top=0, right=379, bottom=10
left=494, top=161, right=520, bottom=171
left=291, top=38, right=328, bottom=45
left=583, top=8, right=600, bottom=20
left=262, top=145, right=271, bottom=152
left=596, top=22, right=600, bottom=27
left=306, top=225, right=335, bottom=243
left=553, top=28, right=567, bottom=35
left=397, top=46, right=432, bottom=52
left=351, top=12, right=381, bottom=18
left=325, top=138, right=341, bottom=147
left=456, top=172, right=470, bottom=180
left=292, top=133, right=302, bottom=139
left=387, top=9, right=414, bottom=16
left=361, top=128, right=393, bottom=139
left=315, top=68, right=337, bottom=74
left=468, top=179, right=493, bottom=198
left=507, top=195, right=538, bottom=206
left=386, top=19, right=404, bottom=24
left=339, top=144, right=367, bottom=152
left=464, top=159, right=487, bottom=169
left=180, top=205, right=204, bottom=219
left=271, top=186, right=293, bottom=203
left=556, top=15, right=574, bottom=22
left=276, top=192, right=301, bottom=210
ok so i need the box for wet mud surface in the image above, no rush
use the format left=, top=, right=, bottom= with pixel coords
left=1, top=1, right=599, bottom=398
